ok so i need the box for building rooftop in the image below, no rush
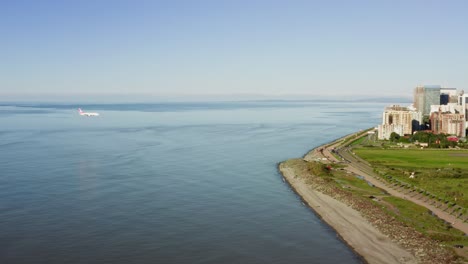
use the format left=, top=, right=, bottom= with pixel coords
left=420, top=85, right=441, bottom=89
left=384, top=105, right=410, bottom=111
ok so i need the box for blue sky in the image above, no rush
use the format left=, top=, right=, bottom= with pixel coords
left=1, top=0, right=467, bottom=100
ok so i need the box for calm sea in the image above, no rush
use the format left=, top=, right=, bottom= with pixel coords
left=0, top=101, right=387, bottom=264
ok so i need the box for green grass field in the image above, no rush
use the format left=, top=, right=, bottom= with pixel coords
left=353, top=149, right=468, bottom=169
left=354, top=148, right=468, bottom=208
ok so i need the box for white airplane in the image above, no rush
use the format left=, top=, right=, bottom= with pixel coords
left=78, top=108, right=100, bottom=117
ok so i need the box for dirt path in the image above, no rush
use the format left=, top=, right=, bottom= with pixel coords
left=306, top=132, right=468, bottom=235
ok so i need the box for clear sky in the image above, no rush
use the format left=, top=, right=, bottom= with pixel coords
left=1, top=0, right=467, bottom=101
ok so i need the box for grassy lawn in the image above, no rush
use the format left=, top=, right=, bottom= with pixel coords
left=349, top=135, right=366, bottom=146
left=354, top=148, right=468, bottom=208
left=353, top=149, right=468, bottom=169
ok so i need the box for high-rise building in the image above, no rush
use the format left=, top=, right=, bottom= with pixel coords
left=440, top=88, right=458, bottom=104
left=413, top=85, right=442, bottom=116
left=458, top=91, right=468, bottom=129
left=413, top=86, right=425, bottom=115
left=413, top=86, right=466, bottom=136
left=377, top=105, right=421, bottom=140
left=430, top=111, right=466, bottom=137
left=425, top=88, right=441, bottom=114
left=430, top=104, right=464, bottom=115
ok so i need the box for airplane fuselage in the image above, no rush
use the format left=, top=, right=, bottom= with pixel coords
left=78, top=108, right=100, bottom=116
left=80, top=112, right=100, bottom=116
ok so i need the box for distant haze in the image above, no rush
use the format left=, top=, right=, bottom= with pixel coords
left=1, top=1, right=467, bottom=101
left=0, top=93, right=412, bottom=104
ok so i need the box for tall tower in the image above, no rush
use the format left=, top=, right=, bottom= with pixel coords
left=413, top=86, right=424, bottom=114
left=413, top=85, right=441, bottom=117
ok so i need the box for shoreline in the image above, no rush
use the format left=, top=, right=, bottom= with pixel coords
left=281, top=173, right=368, bottom=264
left=279, top=163, right=417, bottom=264
left=278, top=129, right=463, bottom=264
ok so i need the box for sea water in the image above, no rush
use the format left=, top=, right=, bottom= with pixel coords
left=0, top=101, right=387, bottom=264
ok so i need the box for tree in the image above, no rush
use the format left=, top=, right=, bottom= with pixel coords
left=390, top=132, right=400, bottom=142
left=422, top=116, right=431, bottom=130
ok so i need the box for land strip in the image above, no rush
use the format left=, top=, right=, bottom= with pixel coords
left=280, top=130, right=467, bottom=263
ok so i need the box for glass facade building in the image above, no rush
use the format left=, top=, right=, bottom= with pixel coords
left=413, top=85, right=441, bottom=116
left=424, top=88, right=441, bottom=116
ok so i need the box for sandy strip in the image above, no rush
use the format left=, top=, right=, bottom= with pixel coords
left=280, top=165, right=417, bottom=264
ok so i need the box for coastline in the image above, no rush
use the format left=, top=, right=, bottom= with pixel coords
left=279, top=164, right=416, bottom=264
left=278, top=130, right=462, bottom=264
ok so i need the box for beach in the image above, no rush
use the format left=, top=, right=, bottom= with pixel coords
left=280, top=165, right=416, bottom=264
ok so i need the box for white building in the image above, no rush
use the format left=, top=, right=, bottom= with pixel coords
left=441, top=88, right=458, bottom=96
left=440, top=87, right=458, bottom=104
left=457, top=92, right=468, bottom=129
left=430, top=103, right=464, bottom=115
left=378, top=105, right=421, bottom=140
left=378, top=124, right=408, bottom=140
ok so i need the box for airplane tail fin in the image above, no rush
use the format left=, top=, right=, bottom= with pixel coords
left=78, top=108, right=83, bottom=113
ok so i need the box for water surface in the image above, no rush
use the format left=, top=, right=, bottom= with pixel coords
left=0, top=101, right=386, bottom=263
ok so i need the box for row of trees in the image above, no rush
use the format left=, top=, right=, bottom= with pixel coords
left=389, top=131, right=461, bottom=148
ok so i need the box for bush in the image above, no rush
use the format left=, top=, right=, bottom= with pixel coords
left=390, top=132, right=400, bottom=142
left=306, top=162, right=332, bottom=177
